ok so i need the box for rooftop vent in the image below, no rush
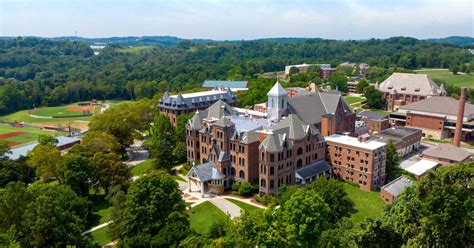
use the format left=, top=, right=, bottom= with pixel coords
left=415, top=88, right=420, bottom=92
left=388, top=86, right=393, bottom=89
left=401, top=87, right=407, bottom=91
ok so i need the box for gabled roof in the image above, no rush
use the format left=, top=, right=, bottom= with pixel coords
left=259, top=132, right=284, bottom=152
left=206, top=100, right=237, bottom=119
left=213, top=117, right=235, bottom=127
left=272, top=114, right=319, bottom=140
left=422, top=144, right=472, bottom=162
left=295, top=160, right=331, bottom=180
left=378, top=73, right=442, bottom=96
left=186, top=161, right=225, bottom=181
left=188, top=111, right=204, bottom=130
left=381, top=176, right=413, bottom=198
left=203, top=80, right=248, bottom=89
left=288, top=91, right=352, bottom=125
left=267, top=82, right=287, bottom=96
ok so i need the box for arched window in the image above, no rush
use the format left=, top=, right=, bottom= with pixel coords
left=297, top=159, right=302, bottom=168
left=270, top=167, right=274, bottom=175
left=270, top=180, right=274, bottom=189
left=261, top=179, right=267, bottom=187
left=231, top=168, right=236, bottom=176
left=239, top=170, right=245, bottom=179
left=297, top=147, right=303, bottom=155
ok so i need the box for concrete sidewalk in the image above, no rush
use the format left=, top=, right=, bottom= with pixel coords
left=209, top=198, right=242, bottom=219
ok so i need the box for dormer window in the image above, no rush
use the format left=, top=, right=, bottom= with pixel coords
left=401, top=87, right=406, bottom=91
left=388, top=86, right=393, bottom=89
left=415, top=88, right=420, bottom=92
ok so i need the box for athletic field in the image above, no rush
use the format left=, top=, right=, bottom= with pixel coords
left=0, top=125, right=65, bottom=147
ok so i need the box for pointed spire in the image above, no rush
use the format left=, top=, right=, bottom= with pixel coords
left=267, top=81, right=287, bottom=96
left=176, top=93, right=184, bottom=104
left=440, top=83, right=446, bottom=95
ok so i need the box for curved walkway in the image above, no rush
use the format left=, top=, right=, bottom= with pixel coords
left=209, top=198, right=242, bottom=219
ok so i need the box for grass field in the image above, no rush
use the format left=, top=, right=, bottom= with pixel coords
left=344, top=183, right=386, bottom=223
left=343, top=96, right=365, bottom=105
left=414, top=68, right=474, bottom=87
left=87, top=226, right=111, bottom=246
left=130, top=158, right=155, bottom=176
left=32, top=105, right=100, bottom=118
left=188, top=201, right=229, bottom=234
left=225, top=198, right=262, bottom=214
left=88, top=194, right=112, bottom=229
left=0, top=125, right=65, bottom=147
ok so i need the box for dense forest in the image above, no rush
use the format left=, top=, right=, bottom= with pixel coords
left=0, top=36, right=471, bottom=115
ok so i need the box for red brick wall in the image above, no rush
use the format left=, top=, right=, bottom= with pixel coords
left=380, top=188, right=394, bottom=204
left=407, top=113, right=445, bottom=130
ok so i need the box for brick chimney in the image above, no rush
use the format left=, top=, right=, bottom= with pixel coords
left=453, top=87, right=467, bottom=147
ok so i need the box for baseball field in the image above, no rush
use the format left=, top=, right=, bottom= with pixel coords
left=0, top=125, right=65, bottom=148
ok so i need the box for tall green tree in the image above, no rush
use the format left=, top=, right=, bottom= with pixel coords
left=329, top=72, right=348, bottom=93
left=150, top=114, right=176, bottom=170
left=364, top=86, right=386, bottom=109
left=110, top=172, right=189, bottom=247
left=385, top=142, right=401, bottom=182
left=92, top=152, right=131, bottom=193
left=37, top=135, right=58, bottom=146
left=27, top=144, right=62, bottom=181
left=356, top=79, right=369, bottom=93
left=56, top=154, right=94, bottom=196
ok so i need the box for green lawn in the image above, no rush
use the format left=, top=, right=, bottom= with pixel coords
left=0, top=109, right=95, bottom=123
left=130, top=159, right=155, bottom=176
left=87, top=226, right=111, bottom=246
left=343, top=96, right=365, bottom=105
left=414, top=68, right=474, bottom=87
left=33, top=106, right=91, bottom=117
left=88, top=194, right=112, bottom=229
left=343, top=183, right=386, bottom=224
left=188, top=201, right=229, bottom=234
left=225, top=198, right=262, bottom=213
left=0, top=125, right=66, bottom=147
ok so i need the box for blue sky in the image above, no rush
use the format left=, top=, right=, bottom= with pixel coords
left=0, top=0, right=472, bottom=39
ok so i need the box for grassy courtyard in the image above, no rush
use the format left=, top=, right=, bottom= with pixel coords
left=87, top=226, right=111, bottom=246
left=225, top=198, right=262, bottom=214
left=414, top=68, right=474, bottom=87
left=343, top=183, right=386, bottom=224
left=188, top=201, right=229, bottom=234
left=343, top=96, right=365, bottom=105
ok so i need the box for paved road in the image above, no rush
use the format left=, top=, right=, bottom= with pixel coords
left=209, top=198, right=242, bottom=219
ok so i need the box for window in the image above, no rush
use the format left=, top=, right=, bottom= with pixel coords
left=261, top=179, right=267, bottom=187
left=270, top=167, right=274, bottom=175
left=239, top=170, right=245, bottom=179
left=270, top=154, right=275, bottom=162
left=297, top=147, right=303, bottom=155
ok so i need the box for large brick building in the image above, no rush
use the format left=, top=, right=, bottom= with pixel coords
left=325, top=134, right=387, bottom=191
left=185, top=82, right=357, bottom=195
left=389, top=96, right=474, bottom=141
left=158, top=87, right=236, bottom=127
left=377, top=73, right=446, bottom=111
left=370, top=126, right=422, bottom=157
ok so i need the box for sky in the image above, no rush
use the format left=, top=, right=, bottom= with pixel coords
left=0, top=0, right=472, bottom=40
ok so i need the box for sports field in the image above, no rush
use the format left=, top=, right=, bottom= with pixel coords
left=414, top=68, right=474, bottom=87
left=0, top=125, right=64, bottom=147
left=32, top=105, right=99, bottom=118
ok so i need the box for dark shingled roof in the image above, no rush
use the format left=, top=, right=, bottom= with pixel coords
left=295, top=160, right=331, bottom=179
left=288, top=91, right=352, bottom=125
left=358, top=111, right=387, bottom=120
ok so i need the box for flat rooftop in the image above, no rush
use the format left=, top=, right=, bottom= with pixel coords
left=403, top=159, right=438, bottom=176
left=379, top=126, right=421, bottom=138
left=229, top=115, right=263, bottom=133
left=325, top=134, right=386, bottom=150
left=169, top=89, right=229, bottom=99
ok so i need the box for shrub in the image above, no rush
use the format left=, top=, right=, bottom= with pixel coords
left=231, top=182, right=258, bottom=197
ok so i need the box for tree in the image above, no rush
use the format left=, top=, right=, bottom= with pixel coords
left=329, top=72, right=348, bottom=93
left=56, top=154, right=94, bottom=196
left=306, top=178, right=355, bottom=222
left=0, top=159, right=36, bottom=187
left=385, top=142, right=401, bottom=182
left=20, top=184, right=91, bottom=247
left=288, top=66, right=299, bottom=75
left=173, top=142, right=187, bottom=164
left=150, top=114, right=176, bottom=170
left=385, top=163, right=474, bottom=247
left=356, top=79, right=369, bottom=93
left=73, top=130, right=121, bottom=157
left=364, top=86, right=386, bottom=109
left=0, top=140, right=10, bottom=158
left=37, top=135, right=58, bottom=146
left=110, top=172, right=189, bottom=247
left=175, top=112, right=194, bottom=142
left=450, top=64, right=460, bottom=74
left=27, top=144, right=62, bottom=181
left=355, top=218, right=402, bottom=247
left=0, top=182, right=32, bottom=233
left=92, top=152, right=131, bottom=193
left=276, top=189, right=331, bottom=246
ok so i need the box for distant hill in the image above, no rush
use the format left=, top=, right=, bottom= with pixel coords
left=426, top=36, right=474, bottom=46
